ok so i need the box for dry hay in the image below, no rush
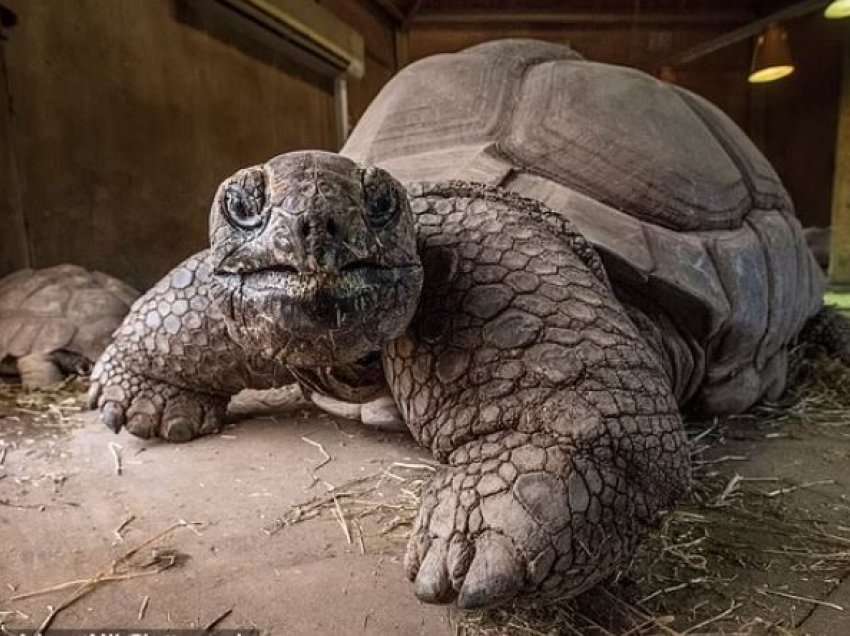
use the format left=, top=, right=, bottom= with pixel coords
left=263, top=461, right=436, bottom=553
left=771, top=345, right=850, bottom=425
left=0, top=376, right=91, bottom=475
left=0, top=376, right=90, bottom=428
left=268, top=348, right=850, bottom=635
left=2, top=521, right=195, bottom=633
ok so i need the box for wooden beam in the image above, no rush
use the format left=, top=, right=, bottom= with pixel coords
left=370, top=0, right=405, bottom=24
left=334, top=76, right=350, bottom=150
left=829, top=37, right=850, bottom=286
left=216, top=0, right=365, bottom=77
left=666, top=0, right=830, bottom=66
left=394, top=27, right=409, bottom=69
left=401, top=0, right=423, bottom=31
left=411, top=10, right=752, bottom=26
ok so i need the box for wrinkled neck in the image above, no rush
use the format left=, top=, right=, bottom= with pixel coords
left=291, top=351, right=388, bottom=404
left=620, top=298, right=702, bottom=406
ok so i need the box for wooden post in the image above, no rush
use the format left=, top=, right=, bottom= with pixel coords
left=829, top=36, right=850, bottom=286
left=334, top=75, right=349, bottom=150
left=394, top=28, right=408, bottom=70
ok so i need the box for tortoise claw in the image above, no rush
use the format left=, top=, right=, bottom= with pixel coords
left=458, top=533, right=523, bottom=609
left=102, top=402, right=125, bottom=434
left=414, top=538, right=454, bottom=603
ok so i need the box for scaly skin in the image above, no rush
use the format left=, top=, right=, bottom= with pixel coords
left=386, top=183, right=690, bottom=606
left=91, top=154, right=690, bottom=607
left=89, top=252, right=296, bottom=440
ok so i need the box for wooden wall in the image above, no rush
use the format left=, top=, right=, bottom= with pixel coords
left=755, top=13, right=846, bottom=229
left=0, top=0, right=382, bottom=287
left=321, top=0, right=398, bottom=124
left=0, top=27, right=27, bottom=279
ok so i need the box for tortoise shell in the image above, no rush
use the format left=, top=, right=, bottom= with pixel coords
left=343, top=39, right=825, bottom=410
left=0, top=264, right=139, bottom=365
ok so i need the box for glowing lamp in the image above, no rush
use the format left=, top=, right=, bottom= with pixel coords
left=748, top=23, right=795, bottom=83
left=825, top=0, right=850, bottom=19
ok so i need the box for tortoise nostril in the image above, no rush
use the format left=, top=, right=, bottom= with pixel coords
left=326, top=219, right=338, bottom=238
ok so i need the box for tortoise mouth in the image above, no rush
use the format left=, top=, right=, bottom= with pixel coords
left=231, top=262, right=423, bottom=333
left=219, top=260, right=424, bottom=366
left=249, top=260, right=398, bottom=276
left=240, top=263, right=419, bottom=299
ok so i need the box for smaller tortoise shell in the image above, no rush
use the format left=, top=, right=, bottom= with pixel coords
left=0, top=264, right=139, bottom=363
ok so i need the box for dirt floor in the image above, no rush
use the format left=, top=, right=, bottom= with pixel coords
left=0, top=384, right=452, bottom=634
left=1, top=352, right=849, bottom=635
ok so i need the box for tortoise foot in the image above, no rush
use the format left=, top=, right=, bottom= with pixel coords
left=88, top=355, right=226, bottom=442
left=405, top=432, right=648, bottom=608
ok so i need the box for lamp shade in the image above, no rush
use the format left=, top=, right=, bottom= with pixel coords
left=825, top=0, right=850, bottom=19
left=748, top=23, right=794, bottom=84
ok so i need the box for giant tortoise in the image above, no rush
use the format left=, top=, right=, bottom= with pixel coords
left=0, top=264, right=138, bottom=387
left=88, top=40, right=849, bottom=608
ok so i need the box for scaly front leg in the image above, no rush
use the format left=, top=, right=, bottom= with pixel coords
left=88, top=252, right=295, bottom=441
left=388, top=184, right=690, bottom=607
left=90, top=354, right=228, bottom=441
left=405, top=413, right=685, bottom=607
left=92, top=155, right=427, bottom=442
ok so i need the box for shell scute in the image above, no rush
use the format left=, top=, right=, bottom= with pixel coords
left=0, top=265, right=138, bottom=363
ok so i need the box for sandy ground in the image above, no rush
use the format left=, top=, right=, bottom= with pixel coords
left=0, top=388, right=452, bottom=634
left=1, top=378, right=849, bottom=635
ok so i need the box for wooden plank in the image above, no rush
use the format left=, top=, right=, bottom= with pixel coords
left=829, top=37, right=850, bottom=285
left=324, top=0, right=396, bottom=68
left=412, top=10, right=751, bottom=26
left=370, top=0, right=405, bottom=23
left=402, top=0, right=423, bottom=30
left=218, top=0, right=365, bottom=77
left=394, top=27, right=408, bottom=68
left=334, top=76, right=349, bottom=149
left=406, top=23, right=749, bottom=77
left=187, top=0, right=344, bottom=79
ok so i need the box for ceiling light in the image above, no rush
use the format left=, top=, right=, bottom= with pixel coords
left=748, top=23, right=794, bottom=84
left=825, top=0, right=850, bottom=19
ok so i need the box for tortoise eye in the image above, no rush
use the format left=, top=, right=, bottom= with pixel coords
left=222, top=170, right=266, bottom=230
left=362, top=167, right=399, bottom=229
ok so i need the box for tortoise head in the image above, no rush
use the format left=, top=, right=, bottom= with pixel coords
left=209, top=151, right=424, bottom=366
